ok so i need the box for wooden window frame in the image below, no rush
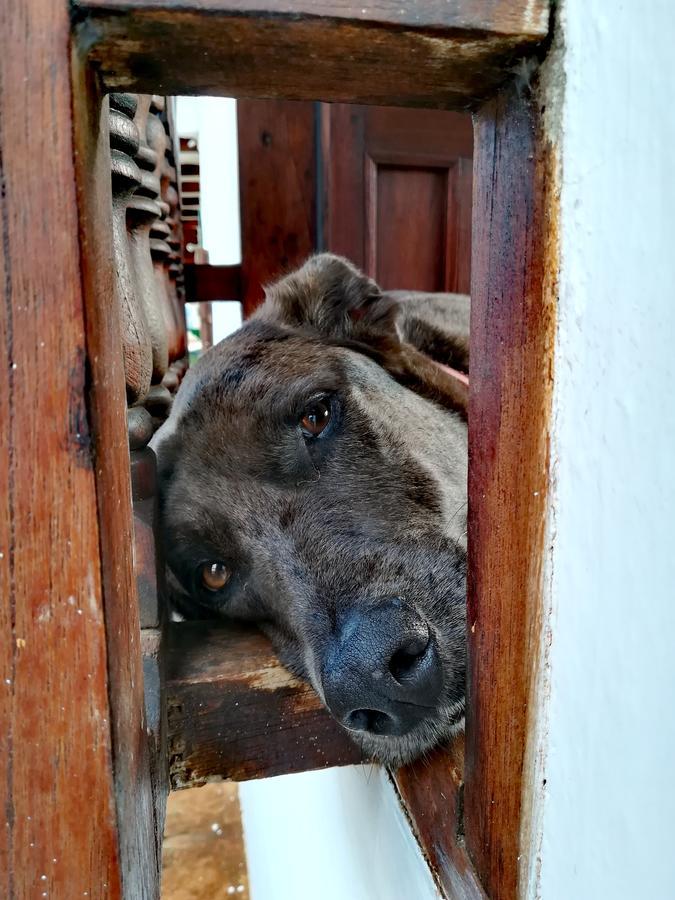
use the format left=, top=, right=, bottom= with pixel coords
left=0, top=2, right=557, bottom=898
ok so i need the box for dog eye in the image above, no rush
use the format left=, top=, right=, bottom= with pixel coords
left=300, top=398, right=331, bottom=437
left=200, top=561, right=231, bottom=592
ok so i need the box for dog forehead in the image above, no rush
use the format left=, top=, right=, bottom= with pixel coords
left=178, top=320, right=343, bottom=414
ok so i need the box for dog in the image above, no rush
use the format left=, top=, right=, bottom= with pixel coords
left=154, top=254, right=469, bottom=766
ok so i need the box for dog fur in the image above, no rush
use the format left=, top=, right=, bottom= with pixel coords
left=154, top=254, right=469, bottom=765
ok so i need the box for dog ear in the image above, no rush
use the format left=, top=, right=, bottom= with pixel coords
left=257, top=253, right=398, bottom=341
left=258, top=253, right=468, bottom=419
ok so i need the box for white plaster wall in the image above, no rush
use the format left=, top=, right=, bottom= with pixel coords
left=239, top=766, right=440, bottom=900
left=536, top=2, right=675, bottom=898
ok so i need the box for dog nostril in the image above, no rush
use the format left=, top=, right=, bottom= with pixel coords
left=389, top=630, right=430, bottom=683
left=345, top=709, right=394, bottom=735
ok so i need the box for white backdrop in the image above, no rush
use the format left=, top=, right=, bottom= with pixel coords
left=533, top=2, right=675, bottom=898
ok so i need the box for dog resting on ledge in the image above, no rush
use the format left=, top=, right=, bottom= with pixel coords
left=154, top=254, right=469, bottom=766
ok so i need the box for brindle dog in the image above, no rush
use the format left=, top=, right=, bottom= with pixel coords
left=154, top=254, right=469, bottom=765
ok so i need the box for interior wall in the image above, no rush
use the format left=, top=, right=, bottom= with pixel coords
left=239, top=766, right=440, bottom=900
left=535, top=2, right=675, bottom=897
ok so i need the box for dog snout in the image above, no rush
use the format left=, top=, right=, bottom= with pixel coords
left=320, top=600, right=443, bottom=737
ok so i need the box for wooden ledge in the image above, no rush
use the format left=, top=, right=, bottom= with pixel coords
left=167, top=621, right=477, bottom=892
left=73, top=0, right=550, bottom=108
left=167, top=621, right=362, bottom=788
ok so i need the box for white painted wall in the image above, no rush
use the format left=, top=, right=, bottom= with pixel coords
left=239, top=766, right=440, bottom=900
left=534, top=2, right=675, bottom=898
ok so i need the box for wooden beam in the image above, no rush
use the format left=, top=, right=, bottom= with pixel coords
left=465, top=75, right=558, bottom=899
left=73, top=0, right=550, bottom=108
left=71, top=70, right=166, bottom=895
left=0, top=2, right=159, bottom=894
left=183, top=263, right=242, bottom=303
left=167, top=621, right=363, bottom=788
left=395, top=739, right=487, bottom=899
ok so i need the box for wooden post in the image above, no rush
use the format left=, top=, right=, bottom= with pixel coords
left=465, top=76, right=558, bottom=900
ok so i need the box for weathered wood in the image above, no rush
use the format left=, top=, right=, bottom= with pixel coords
left=109, top=92, right=154, bottom=404
left=238, top=99, right=316, bottom=316
left=0, top=10, right=118, bottom=895
left=73, top=0, right=550, bottom=108
left=74, top=0, right=551, bottom=33
left=167, top=622, right=363, bottom=788
left=395, top=739, right=487, bottom=900
left=0, top=4, right=161, bottom=894
left=131, top=447, right=163, bottom=628
left=71, top=70, right=165, bottom=896
left=465, top=76, right=557, bottom=899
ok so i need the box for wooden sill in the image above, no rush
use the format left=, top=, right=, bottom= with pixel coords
left=167, top=621, right=362, bottom=787
left=166, top=620, right=479, bottom=894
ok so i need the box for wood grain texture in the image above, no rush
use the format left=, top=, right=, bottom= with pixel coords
left=75, top=0, right=550, bottom=35
left=395, top=738, right=487, bottom=899
left=74, top=1, right=550, bottom=107
left=162, top=782, right=249, bottom=900
left=237, top=100, right=315, bottom=316
left=71, top=71, right=164, bottom=896
left=320, top=103, right=366, bottom=263
left=0, top=4, right=127, bottom=895
left=465, top=77, right=557, bottom=899
left=167, top=622, right=363, bottom=788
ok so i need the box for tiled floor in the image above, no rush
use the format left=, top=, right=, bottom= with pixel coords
left=161, top=783, right=250, bottom=900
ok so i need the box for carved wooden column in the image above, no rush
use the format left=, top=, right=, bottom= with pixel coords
left=147, top=96, right=183, bottom=395
left=109, top=93, right=154, bottom=410
left=108, top=95, right=189, bottom=869
left=161, top=109, right=189, bottom=381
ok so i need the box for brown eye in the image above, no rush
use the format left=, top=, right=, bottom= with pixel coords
left=300, top=398, right=331, bottom=437
left=201, top=561, right=230, bottom=592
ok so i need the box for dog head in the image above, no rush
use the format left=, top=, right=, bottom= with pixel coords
left=156, top=254, right=468, bottom=765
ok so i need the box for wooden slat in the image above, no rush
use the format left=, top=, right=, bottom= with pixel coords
left=0, top=2, right=156, bottom=894
left=167, top=622, right=363, bottom=788
left=183, top=263, right=242, bottom=303
left=395, top=740, right=487, bottom=899
left=73, top=0, right=550, bottom=108
left=75, top=0, right=550, bottom=33
left=465, top=77, right=557, bottom=899
left=71, top=72, right=165, bottom=896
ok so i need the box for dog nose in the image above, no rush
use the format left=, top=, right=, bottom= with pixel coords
left=321, top=600, right=443, bottom=737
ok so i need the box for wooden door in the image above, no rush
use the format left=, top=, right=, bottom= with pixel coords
left=237, top=101, right=473, bottom=314
left=237, top=100, right=316, bottom=316
left=321, top=104, right=473, bottom=293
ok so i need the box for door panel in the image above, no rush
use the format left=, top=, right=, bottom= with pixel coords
left=369, top=165, right=448, bottom=291
left=322, top=104, right=473, bottom=293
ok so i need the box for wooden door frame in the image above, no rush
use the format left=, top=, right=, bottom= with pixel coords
left=1, top=3, right=557, bottom=898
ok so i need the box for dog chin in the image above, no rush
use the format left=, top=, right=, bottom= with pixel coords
left=347, top=700, right=466, bottom=768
